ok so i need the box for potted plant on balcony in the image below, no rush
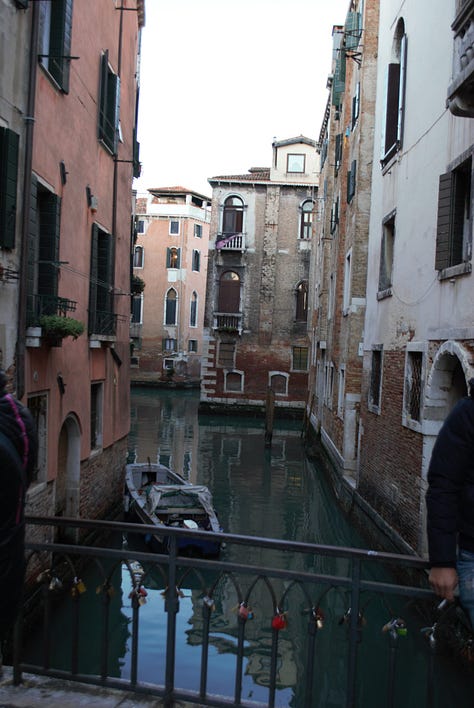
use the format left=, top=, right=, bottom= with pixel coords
left=39, top=314, right=85, bottom=347
left=131, top=274, right=145, bottom=295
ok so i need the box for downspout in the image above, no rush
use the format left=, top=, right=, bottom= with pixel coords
left=17, top=2, right=40, bottom=399
left=112, top=3, right=125, bottom=293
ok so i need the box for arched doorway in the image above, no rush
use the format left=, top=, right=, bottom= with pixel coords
left=56, top=415, right=81, bottom=541
left=419, top=342, right=473, bottom=554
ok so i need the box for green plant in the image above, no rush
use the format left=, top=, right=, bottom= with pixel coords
left=131, top=274, right=146, bottom=294
left=39, top=315, right=85, bottom=340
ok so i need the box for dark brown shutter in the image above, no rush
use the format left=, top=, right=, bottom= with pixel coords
left=435, top=172, right=454, bottom=270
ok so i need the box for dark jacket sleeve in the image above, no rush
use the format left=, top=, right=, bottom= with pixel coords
left=426, top=397, right=474, bottom=567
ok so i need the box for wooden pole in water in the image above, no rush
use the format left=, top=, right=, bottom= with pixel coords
left=265, top=387, right=275, bottom=448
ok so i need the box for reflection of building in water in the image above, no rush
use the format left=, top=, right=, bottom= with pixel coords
left=129, top=390, right=200, bottom=483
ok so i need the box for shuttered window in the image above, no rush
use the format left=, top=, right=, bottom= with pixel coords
left=38, top=0, right=73, bottom=93
left=89, top=224, right=115, bottom=335
left=98, top=51, right=120, bottom=154
left=435, top=159, right=472, bottom=270
left=381, top=26, right=407, bottom=165
left=0, top=128, right=19, bottom=249
left=166, top=247, right=180, bottom=268
left=347, top=160, right=357, bottom=203
left=165, top=289, right=177, bottom=325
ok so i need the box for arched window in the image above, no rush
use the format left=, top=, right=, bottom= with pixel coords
left=381, top=18, right=407, bottom=165
left=190, top=291, right=197, bottom=327
left=270, top=373, right=288, bottom=396
left=133, top=245, right=144, bottom=267
left=225, top=371, right=243, bottom=393
left=295, top=280, right=308, bottom=321
left=218, top=271, right=240, bottom=313
left=222, top=196, right=244, bottom=234
left=300, top=200, right=314, bottom=239
left=165, top=288, right=177, bottom=325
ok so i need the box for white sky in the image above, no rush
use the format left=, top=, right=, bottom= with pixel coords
left=133, top=0, right=350, bottom=198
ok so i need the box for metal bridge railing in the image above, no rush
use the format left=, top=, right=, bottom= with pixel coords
left=13, top=516, right=470, bottom=708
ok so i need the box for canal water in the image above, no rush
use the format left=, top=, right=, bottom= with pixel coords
left=24, top=388, right=474, bottom=707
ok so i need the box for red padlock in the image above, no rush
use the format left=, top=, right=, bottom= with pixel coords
left=272, top=613, right=287, bottom=630
left=239, top=603, right=250, bottom=620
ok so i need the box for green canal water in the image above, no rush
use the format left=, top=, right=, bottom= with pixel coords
left=24, top=388, right=474, bottom=707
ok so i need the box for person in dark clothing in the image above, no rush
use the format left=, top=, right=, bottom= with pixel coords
left=426, top=378, right=474, bottom=627
left=0, top=370, right=38, bottom=640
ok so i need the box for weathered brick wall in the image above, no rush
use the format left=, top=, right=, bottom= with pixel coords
left=80, top=437, right=128, bottom=520
left=359, top=350, right=423, bottom=551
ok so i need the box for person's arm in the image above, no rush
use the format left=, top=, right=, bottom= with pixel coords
left=428, top=566, right=458, bottom=600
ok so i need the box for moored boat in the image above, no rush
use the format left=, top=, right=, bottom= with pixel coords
left=124, top=462, right=222, bottom=556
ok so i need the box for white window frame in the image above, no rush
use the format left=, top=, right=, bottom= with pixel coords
left=269, top=371, right=289, bottom=396
left=343, top=249, right=352, bottom=314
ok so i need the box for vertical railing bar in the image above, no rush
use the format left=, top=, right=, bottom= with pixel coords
left=100, top=584, right=111, bottom=680
left=70, top=592, right=80, bottom=674
left=12, top=605, right=23, bottom=685
left=386, top=635, right=397, bottom=708
left=426, top=644, right=435, bottom=708
left=345, top=558, right=361, bottom=708
left=234, top=615, right=246, bottom=705
left=305, top=616, right=318, bottom=705
left=42, top=583, right=51, bottom=671
left=268, top=629, right=279, bottom=708
left=164, top=536, right=179, bottom=706
left=199, top=600, right=212, bottom=701
left=130, top=594, right=140, bottom=686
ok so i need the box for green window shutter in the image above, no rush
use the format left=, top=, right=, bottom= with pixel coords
left=89, top=224, right=99, bottom=332
left=26, top=177, right=38, bottom=323
left=38, top=191, right=61, bottom=301
left=49, top=0, right=73, bottom=93
left=347, top=160, right=357, bottom=203
left=133, top=128, right=141, bottom=178
left=106, top=72, right=119, bottom=153
left=435, top=172, right=454, bottom=270
left=383, top=63, right=401, bottom=161
left=98, top=51, right=109, bottom=145
left=166, top=247, right=171, bottom=268
left=332, top=54, right=346, bottom=107
left=97, top=230, right=114, bottom=312
left=335, top=133, right=342, bottom=174
left=0, top=128, right=19, bottom=249
left=177, top=248, right=181, bottom=269
left=344, top=11, right=362, bottom=51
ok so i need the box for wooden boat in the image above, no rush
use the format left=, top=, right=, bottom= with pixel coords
left=124, top=462, right=222, bottom=556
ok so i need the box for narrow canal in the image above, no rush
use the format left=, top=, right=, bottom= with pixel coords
left=24, top=387, right=474, bottom=707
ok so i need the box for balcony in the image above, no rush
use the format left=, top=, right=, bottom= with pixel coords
left=447, top=0, right=474, bottom=116
left=213, top=312, right=242, bottom=334
left=88, top=309, right=117, bottom=344
left=8, top=516, right=467, bottom=708
left=215, top=233, right=246, bottom=251
left=26, top=294, right=78, bottom=327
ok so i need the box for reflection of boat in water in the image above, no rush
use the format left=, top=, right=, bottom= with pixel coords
left=125, top=462, right=222, bottom=557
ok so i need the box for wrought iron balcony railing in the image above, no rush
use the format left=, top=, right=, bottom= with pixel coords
left=26, top=294, right=78, bottom=327
left=88, top=309, right=117, bottom=337
left=213, top=312, right=242, bottom=334
left=10, top=516, right=469, bottom=708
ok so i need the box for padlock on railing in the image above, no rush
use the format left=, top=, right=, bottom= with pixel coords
left=271, top=609, right=287, bottom=631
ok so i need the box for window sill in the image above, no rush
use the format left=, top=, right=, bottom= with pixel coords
left=367, top=402, right=381, bottom=415
left=437, top=261, right=472, bottom=280
left=402, top=414, right=422, bottom=433
left=377, top=287, right=392, bottom=300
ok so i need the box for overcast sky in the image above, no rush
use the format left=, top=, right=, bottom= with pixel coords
left=133, top=0, right=350, bottom=198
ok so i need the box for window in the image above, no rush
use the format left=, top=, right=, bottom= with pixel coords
left=90, top=382, right=103, bottom=450
left=381, top=19, right=407, bottom=165
left=325, top=362, right=335, bottom=408
left=192, top=249, right=200, bottom=272
left=131, top=294, right=143, bottom=324
left=330, top=197, right=339, bottom=234
left=136, top=219, right=145, bottom=234
left=190, top=291, right=197, bottom=327
left=169, top=219, right=179, bottom=235
left=28, top=395, right=47, bottom=483
left=378, top=212, right=395, bottom=293
left=89, top=224, right=115, bottom=335
left=338, top=366, right=346, bottom=418
left=369, top=347, right=383, bottom=411
left=0, top=127, right=19, bottom=249
left=335, top=134, right=343, bottom=174
left=218, top=271, right=240, bottom=312
left=162, top=338, right=177, bottom=352
left=218, top=341, right=235, bottom=367
left=270, top=373, right=288, bottom=395
left=300, top=200, right=314, bottom=239
left=295, top=281, right=308, bottom=321
left=328, top=273, right=335, bottom=321
left=188, top=339, right=197, bottom=352
left=38, top=0, right=73, bottom=92
left=287, top=154, right=305, bottom=173
left=347, top=160, right=357, bottom=203
left=435, top=156, right=472, bottom=272
left=98, top=50, right=120, bottom=154
left=194, top=223, right=202, bottom=238
left=165, top=288, right=177, bottom=325
left=26, top=180, right=61, bottom=324
left=292, top=347, right=308, bottom=371
left=222, top=196, right=244, bottom=233
left=225, top=371, right=243, bottom=393
left=405, top=350, right=423, bottom=422
left=343, top=250, right=352, bottom=312
left=133, top=245, right=144, bottom=268
left=166, top=247, right=180, bottom=269
left=352, top=82, right=360, bottom=129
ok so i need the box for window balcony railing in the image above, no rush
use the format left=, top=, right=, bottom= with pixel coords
left=215, top=232, right=246, bottom=251
left=26, top=294, right=78, bottom=327
left=448, top=0, right=474, bottom=115
left=11, top=516, right=465, bottom=708
left=213, top=312, right=242, bottom=334
left=88, top=309, right=117, bottom=337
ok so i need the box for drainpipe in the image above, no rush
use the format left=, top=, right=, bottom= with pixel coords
left=112, top=4, right=124, bottom=287
left=17, top=2, right=39, bottom=399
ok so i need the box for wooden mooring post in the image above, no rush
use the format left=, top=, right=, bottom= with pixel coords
left=265, top=387, right=275, bottom=448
